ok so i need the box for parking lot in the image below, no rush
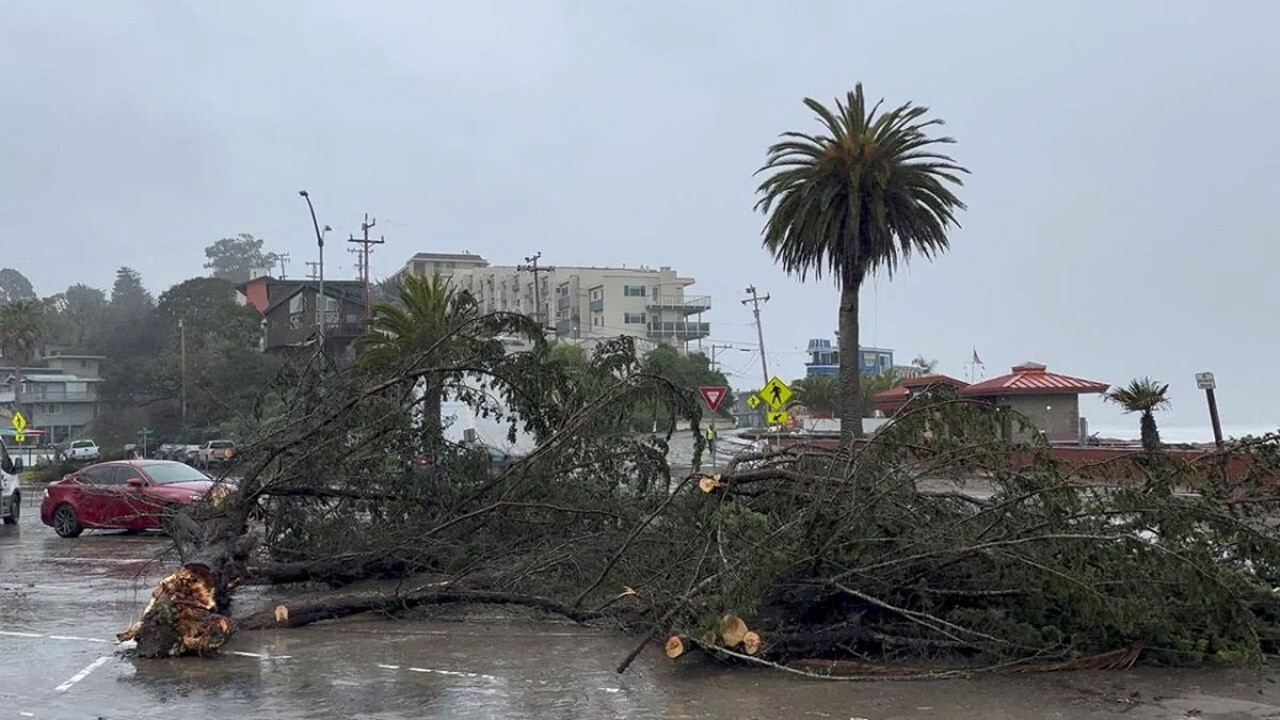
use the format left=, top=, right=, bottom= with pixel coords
left=8, top=492, right=1280, bottom=719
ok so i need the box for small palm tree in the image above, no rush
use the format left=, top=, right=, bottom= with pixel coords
left=1106, top=378, right=1171, bottom=452
left=0, top=301, right=44, bottom=423
left=858, top=372, right=902, bottom=417
left=756, top=84, right=967, bottom=444
left=358, top=274, right=484, bottom=442
left=791, top=375, right=839, bottom=417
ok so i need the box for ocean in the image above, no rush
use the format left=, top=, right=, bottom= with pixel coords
left=1091, top=424, right=1280, bottom=444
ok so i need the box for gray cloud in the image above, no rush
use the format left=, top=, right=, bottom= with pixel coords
left=3, top=0, right=1277, bottom=435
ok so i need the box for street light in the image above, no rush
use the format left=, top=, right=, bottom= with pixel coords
left=298, top=191, right=331, bottom=345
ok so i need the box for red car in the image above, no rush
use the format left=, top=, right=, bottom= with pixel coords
left=40, top=460, right=219, bottom=538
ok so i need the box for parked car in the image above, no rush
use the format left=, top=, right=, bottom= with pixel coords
left=1, top=438, right=23, bottom=525
left=66, top=439, right=100, bottom=462
left=198, top=440, right=236, bottom=468
left=155, top=444, right=181, bottom=460
left=39, top=460, right=219, bottom=538
left=180, top=445, right=202, bottom=465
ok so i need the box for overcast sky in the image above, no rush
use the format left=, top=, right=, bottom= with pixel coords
left=3, top=1, right=1278, bottom=436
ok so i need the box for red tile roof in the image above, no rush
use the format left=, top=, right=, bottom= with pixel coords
left=963, top=362, right=1109, bottom=397
left=900, top=374, right=970, bottom=390
left=873, top=375, right=970, bottom=414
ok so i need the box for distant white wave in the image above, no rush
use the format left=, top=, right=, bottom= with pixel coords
left=1091, top=425, right=1280, bottom=444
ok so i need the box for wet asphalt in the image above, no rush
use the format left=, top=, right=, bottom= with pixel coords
left=7, top=491, right=1280, bottom=719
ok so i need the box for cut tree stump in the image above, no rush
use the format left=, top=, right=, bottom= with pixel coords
left=118, top=565, right=235, bottom=658
left=665, top=635, right=687, bottom=659
left=720, top=614, right=749, bottom=648
left=742, top=631, right=762, bottom=656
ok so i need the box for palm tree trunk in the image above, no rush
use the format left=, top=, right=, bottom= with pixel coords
left=838, top=279, right=863, bottom=445
left=1139, top=410, right=1161, bottom=453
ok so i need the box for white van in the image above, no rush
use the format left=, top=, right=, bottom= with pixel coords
left=0, top=438, right=21, bottom=524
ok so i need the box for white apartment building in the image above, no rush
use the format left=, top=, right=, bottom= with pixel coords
left=395, top=253, right=711, bottom=350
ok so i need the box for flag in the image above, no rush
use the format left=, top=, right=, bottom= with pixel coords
left=972, top=348, right=983, bottom=365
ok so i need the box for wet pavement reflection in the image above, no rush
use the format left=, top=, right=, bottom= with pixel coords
left=6, top=491, right=1280, bottom=719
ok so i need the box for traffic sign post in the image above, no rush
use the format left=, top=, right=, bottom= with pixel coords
left=760, top=377, right=793, bottom=411
left=10, top=412, right=26, bottom=444
left=1195, top=372, right=1224, bottom=448
left=699, top=386, right=729, bottom=414
left=138, top=427, right=155, bottom=458
left=745, top=394, right=762, bottom=410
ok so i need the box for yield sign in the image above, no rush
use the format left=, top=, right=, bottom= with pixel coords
left=699, top=386, right=729, bottom=413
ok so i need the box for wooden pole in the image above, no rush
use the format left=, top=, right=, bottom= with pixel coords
left=1205, top=387, right=1224, bottom=448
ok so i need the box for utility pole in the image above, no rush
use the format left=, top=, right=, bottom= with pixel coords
left=517, top=252, right=556, bottom=329
left=348, top=214, right=384, bottom=324
left=741, top=285, right=771, bottom=386
left=304, top=261, right=320, bottom=280
left=298, top=191, right=331, bottom=345
left=275, top=253, right=291, bottom=280
left=179, top=318, right=187, bottom=427
left=708, top=343, right=734, bottom=372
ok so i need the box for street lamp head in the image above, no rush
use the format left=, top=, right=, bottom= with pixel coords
left=298, top=190, right=309, bottom=198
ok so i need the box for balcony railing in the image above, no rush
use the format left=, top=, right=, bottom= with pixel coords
left=589, top=298, right=604, bottom=313
left=648, top=321, right=711, bottom=339
left=646, top=294, right=711, bottom=315
left=18, top=391, right=97, bottom=402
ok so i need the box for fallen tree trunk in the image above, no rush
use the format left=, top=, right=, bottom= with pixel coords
left=118, top=564, right=234, bottom=658
left=240, top=585, right=601, bottom=630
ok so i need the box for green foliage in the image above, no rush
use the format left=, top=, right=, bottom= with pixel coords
left=790, top=374, right=840, bottom=415
left=0, top=300, right=44, bottom=368
left=204, top=233, right=279, bottom=284
left=755, top=83, right=966, bottom=442
left=1107, top=377, right=1171, bottom=452
left=0, top=268, right=37, bottom=303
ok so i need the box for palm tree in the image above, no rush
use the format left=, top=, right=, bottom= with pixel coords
left=0, top=301, right=44, bottom=424
left=357, top=274, right=484, bottom=443
left=756, top=84, right=967, bottom=444
left=1106, top=378, right=1171, bottom=453
left=858, top=372, right=902, bottom=417
left=791, top=375, right=839, bottom=417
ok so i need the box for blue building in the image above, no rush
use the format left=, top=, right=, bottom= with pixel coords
left=805, top=339, right=893, bottom=378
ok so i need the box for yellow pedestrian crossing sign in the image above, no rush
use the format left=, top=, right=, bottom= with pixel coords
left=759, top=377, right=793, bottom=411
left=12, top=412, right=27, bottom=433
left=745, top=394, right=763, bottom=410
left=766, top=410, right=791, bottom=426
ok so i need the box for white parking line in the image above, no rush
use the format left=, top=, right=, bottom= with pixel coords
left=0, top=630, right=43, bottom=638
left=228, top=651, right=291, bottom=660
left=54, top=656, right=110, bottom=693
left=407, top=666, right=499, bottom=681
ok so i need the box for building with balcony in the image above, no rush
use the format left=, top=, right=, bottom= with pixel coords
left=237, top=276, right=367, bottom=362
left=805, top=339, right=894, bottom=377
left=392, top=252, right=490, bottom=281
left=399, top=254, right=712, bottom=351
left=0, top=354, right=105, bottom=443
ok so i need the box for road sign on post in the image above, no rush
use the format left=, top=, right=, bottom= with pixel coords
left=759, top=377, right=793, bottom=411
left=699, top=386, right=728, bottom=413
left=766, top=410, right=791, bottom=426
left=745, top=394, right=762, bottom=410
left=1196, top=371, right=1224, bottom=447
left=12, top=412, right=27, bottom=433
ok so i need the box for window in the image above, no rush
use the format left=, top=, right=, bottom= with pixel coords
left=81, top=466, right=118, bottom=486
left=624, top=312, right=647, bottom=324
left=589, top=287, right=603, bottom=300
left=41, top=404, right=62, bottom=415
left=79, top=360, right=89, bottom=368
left=863, top=352, right=877, bottom=366
left=143, top=463, right=212, bottom=485
left=623, top=285, right=646, bottom=297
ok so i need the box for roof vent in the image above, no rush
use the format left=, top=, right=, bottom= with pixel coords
left=1012, top=362, right=1047, bottom=373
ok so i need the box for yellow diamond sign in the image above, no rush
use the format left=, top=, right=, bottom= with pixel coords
left=759, top=377, right=793, bottom=411
left=745, top=394, right=762, bottom=410
left=11, top=411, right=27, bottom=433
left=766, top=410, right=791, bottom=426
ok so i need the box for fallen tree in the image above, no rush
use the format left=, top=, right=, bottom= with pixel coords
left=121, top=315, right=1280, bottom=674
